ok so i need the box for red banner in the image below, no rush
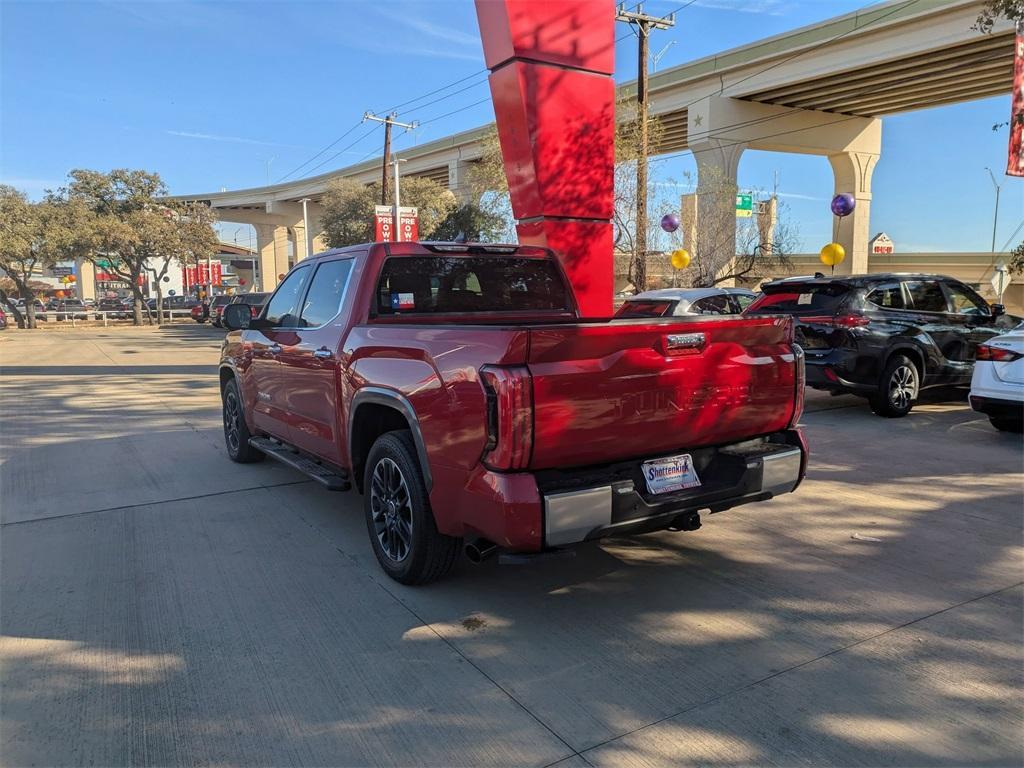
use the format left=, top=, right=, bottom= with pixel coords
left=373, top=206, right=419, bottom=242
left=183, top=263, right=223, bottom=288
left=1009, top=30, right=1023, bottom=177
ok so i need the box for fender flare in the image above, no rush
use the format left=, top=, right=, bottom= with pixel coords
left=349, top=387, right=433, bottom=491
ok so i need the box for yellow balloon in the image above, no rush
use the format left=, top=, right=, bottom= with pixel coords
left=819, top=242, right=846, bottom=266
left=670, top=248, right=691, bottom=270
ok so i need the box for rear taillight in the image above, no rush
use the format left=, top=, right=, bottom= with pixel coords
left=801, top=314, right=870, bottom=329
left=977, top=344, right=1022, bottom=362
left=480, top=365, right=533, bottom=470
left=250, top=306, right=259, bottom=318
left=789, top=344, right=805, bottom=428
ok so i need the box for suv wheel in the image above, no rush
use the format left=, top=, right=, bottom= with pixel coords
left=870, top=354, right=919, bottom=418
left=363, top=430, right=460, bottom=585
left=222, top=379, right=264, bottom=463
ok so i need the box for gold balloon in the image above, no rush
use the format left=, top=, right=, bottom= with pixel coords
left=670, top=248, right=691, bottom=269
left=819, top=242, right=846, bottom=266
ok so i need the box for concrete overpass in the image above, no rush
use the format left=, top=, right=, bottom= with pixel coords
left=177, top=0, right=1016, bottom=290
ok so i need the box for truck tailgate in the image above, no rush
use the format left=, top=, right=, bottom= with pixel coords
left=527, top=316, right=798, bottom=469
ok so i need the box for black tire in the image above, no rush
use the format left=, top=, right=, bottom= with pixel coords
left=193, top=317, right=205, bottom=324
left=222, top=378, right=264, bottom=463
left=363, top=430, right=460, bottom=585
left=870, top=354, right=919, bottom=418
left=990, top=416, right=1024, bottom=433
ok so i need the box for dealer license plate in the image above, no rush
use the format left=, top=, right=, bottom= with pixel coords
left=641, top=453, right=702, bottom=495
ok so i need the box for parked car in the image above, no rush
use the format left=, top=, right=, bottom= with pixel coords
left=12, top=299, right=47, bottom=322
left=54, top=298, right=89, bottom=321
left=219, top=242, right=807, bottom=584
left=191, top=303, right=208, bottom=323
left=229, top=291, right=269, bottom=319
left=209, top=295, right=235, bottom=327
left=616, top=287, right=758, bottom=318
left=96, top=298, right=130, bottom=319
left=969, top=321, right=1023, bottom=432
left=146, top=295, right=200, bottom=317
left=746, top=273, right=1016, bottom=417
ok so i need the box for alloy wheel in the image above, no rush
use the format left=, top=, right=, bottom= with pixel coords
left=370, top=458, right=413, bottom=562
left=888, top=364, right=917, bottom=410
left=223, top=390, right=240, bottom=454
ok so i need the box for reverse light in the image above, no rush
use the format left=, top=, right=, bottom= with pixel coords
left=480, top=365, right=533, bottom=470
left=976, top=344, right=1022, bottom=362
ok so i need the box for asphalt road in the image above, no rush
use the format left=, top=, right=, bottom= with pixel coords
left=1, top=325, right=1021, bottom=767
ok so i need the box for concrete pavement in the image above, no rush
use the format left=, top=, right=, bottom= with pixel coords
left=1, top=326, right=1021, bottom=766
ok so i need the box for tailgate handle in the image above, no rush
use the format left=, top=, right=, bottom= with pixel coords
left=662, top=332, right=706, bottom=356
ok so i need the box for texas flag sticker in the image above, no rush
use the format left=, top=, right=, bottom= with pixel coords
left=391, top=292, right=415, bottom=311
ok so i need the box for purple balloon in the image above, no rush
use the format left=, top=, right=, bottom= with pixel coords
left=661, top=213, right=680, bottom=233
left=831, top=193, right=856, bottom=217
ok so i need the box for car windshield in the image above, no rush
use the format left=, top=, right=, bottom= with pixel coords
left=747, top=283, right=851, bottom=314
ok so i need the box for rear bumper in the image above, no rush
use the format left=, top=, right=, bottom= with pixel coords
left=969, top=395, right=1024, bottom=421
left=437, top=430, right=807, bottom=552
left=804, top=352, right=875, bottom=393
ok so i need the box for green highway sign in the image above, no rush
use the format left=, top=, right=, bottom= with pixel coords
left=736, top=193, right=753, bottom=218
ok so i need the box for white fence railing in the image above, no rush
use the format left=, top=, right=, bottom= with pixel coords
left=11, top=309, right=200, bottom=326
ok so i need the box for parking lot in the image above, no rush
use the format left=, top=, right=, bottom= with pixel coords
left=1, top=325, right=1021, bottom=766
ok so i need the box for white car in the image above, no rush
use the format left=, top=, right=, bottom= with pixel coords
left=615, top=287, right=758, bottom=317
left=969, top=321, right=1023, bottom=433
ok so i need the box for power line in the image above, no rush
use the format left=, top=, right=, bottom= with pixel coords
left=300, top=124, right=381, bottom=179
left=276, top=121, right=365, bottom=183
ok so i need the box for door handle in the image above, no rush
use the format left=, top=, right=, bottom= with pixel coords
left=268, top=343, right=282, bottom=355
left=313, top=347, right=333, bottom=359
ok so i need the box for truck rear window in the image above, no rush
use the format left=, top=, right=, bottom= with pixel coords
left=375, top=256, right=571, bottom=315
left=747, top=283, right=850, bottom=314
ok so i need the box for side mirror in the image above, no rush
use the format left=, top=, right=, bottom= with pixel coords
left=991, top=303, right=1006, bottom=318
left=222, top=303, right=252, bottom=331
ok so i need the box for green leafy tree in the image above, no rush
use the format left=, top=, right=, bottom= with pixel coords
left=59, top=169, right=218, bottom=325
left=320, top=175, right=457, bottom=248
left=974, top=0, right=1023, bottom=34
left=1008, top=241, right=1024, bottom=276
left=0, top=185, right=91, bottom=328
left=430, top=203, right=506, bottom=242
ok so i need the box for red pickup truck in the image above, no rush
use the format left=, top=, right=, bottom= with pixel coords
left=219, top=242, right=807, bottom=584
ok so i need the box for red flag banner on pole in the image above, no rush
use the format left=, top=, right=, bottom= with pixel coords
left=1008, top=27, right=1024, bottom=177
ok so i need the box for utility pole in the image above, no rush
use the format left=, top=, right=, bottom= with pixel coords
left=364, top=112, right=418, bottom=205
left=616, top=3, right=675, bottom=292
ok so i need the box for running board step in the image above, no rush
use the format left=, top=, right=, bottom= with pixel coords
left=249, top=437, right=351, bottom=491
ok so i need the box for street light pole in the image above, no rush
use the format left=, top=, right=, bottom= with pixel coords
left=392, top=157, right=407, bottom=241
left=985, top=167, right=1001, bottom=253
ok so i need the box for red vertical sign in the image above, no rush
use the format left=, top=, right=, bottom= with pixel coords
left=1008, top=29, right=1023, bottom=177
left=398, top=207, right=419, bottom=242
left=374, top=205, right=394, bottom=242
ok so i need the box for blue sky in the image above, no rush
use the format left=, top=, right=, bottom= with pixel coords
left=1, top=0, right=1021, bottom=253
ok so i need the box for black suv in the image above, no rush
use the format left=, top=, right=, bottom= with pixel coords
left=747, top=273, right=1016, bottom=417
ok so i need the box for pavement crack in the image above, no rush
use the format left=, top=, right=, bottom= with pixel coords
left=2, top=479, right=314, bottom=527
left=578, top=580, right=1024, bottom=757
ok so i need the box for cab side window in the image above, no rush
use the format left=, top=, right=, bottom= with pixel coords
left=298, top=259, right=354, bottom=328
left=904, top=280, right=947, bottom=313
left=263, top=265, right=312, bottom=327
left=732, top=293, right=755, bottom=313
left=943, top=281, right=989, bottom=317
left=867, top=283, right=905, bottom=310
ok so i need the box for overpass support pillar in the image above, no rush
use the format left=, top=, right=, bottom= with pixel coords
left=828, top=151, right=878, bottom=275
left=448, top=158, right=475, bottom=203
left=256, top=224, right=291, bottom=292
left=691, top=139, right=746, bottom=286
